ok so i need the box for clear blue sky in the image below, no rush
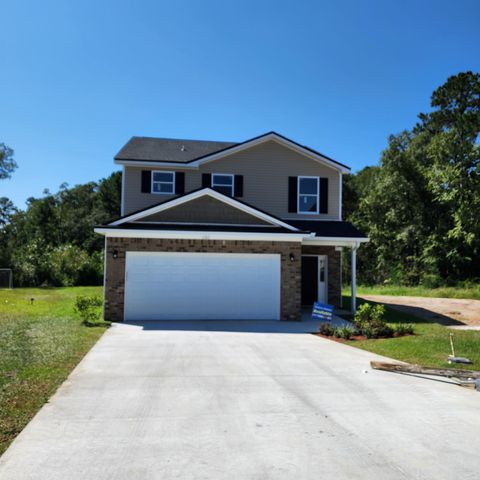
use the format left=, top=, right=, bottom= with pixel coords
left=1, top=0, right=479, bottom=208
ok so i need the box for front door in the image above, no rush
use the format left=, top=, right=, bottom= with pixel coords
left=318, top=255, right=327, bottom=303
left=301, top=255, right=328, bottom=306
left=301, top=256, right=318, bottom=306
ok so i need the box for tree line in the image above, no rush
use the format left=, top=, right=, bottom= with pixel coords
left=343, top=71, right=480, bottom=287
left=0, top=171, right=121, bottom=286
left=0, top=71, right=478, bottom=287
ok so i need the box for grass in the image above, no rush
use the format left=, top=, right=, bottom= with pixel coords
left=341, top=296, right=480, bottom=370
left=0, top=286, right=107, bottom=456
left=343, top=284, right=480, bottom=300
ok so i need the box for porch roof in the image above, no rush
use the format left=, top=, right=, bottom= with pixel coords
left=287, top=220, right=367, bottom=239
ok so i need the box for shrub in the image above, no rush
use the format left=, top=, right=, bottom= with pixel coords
left=354, top=303, right=386, bottom=328
left=421, top=273, right=443, bottom=289
left=336, top=326, right=354, bottom=340
left=354, top=303, right=393, bottom=339
left=363, top=323, right=393, bottom=339
left=354, top=303, right=372, bottom=326
left=393, top=323, right=415, bottom=337
left=318, top=323, right=335, bottom=336
left=75, top=295, right=103, bottom=326
left=370, top=304, right=386, bottom=323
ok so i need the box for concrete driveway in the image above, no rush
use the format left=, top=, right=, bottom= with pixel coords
left=1, top=321, right=479, bottom=480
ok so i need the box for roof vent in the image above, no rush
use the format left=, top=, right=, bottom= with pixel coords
left=181, top=145, right=185, bottom=151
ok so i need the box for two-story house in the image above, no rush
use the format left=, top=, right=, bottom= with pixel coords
left=95, top=132, right=367, bottom=322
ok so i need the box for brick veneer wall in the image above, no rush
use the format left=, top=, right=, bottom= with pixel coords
left=301, top=245, right=342, bottom=308
left=104, top=237, right=302, bottom=322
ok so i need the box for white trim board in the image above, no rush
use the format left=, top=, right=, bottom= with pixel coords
left=339, top=173, right=342, bottom=221
left=94, top=228, right=306, bottom=242
left=120, top=166, right=125, bottom=217
left=109, top=188, right=300, bottom=232
left=115, top=133, right=350, bottom=174
left=95, top=226, right=367, bottom=246
left=303, top=238, right=369, bottom=247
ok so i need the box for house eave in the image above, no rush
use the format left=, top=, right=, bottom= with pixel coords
left=94, top=227, right=305, bottom=242
left=115, top=159, right=198, bottom=169
left=302, top=237, right=369, bottom=247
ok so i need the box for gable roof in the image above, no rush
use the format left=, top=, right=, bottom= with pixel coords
left=114, top=131, right=350, bottom=173
left=107, top=188, right=300, bottom=232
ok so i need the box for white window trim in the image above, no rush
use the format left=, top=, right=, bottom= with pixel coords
left=152, top=171, right=175, bottom=195
left=297, top=176, right=319, bottom=215
left=212, top=173, right=234, bottom=196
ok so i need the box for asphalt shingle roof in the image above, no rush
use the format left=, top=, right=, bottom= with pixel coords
left=115, top=136, right=237, bottom=163
left=287, top=220, right=367, bottom=238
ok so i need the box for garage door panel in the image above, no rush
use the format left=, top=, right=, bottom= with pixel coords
left=124, top=252, right=281, bottom=321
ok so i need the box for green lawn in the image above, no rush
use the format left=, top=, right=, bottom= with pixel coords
left=0, top=286, right=107, bottom=456
left=344, top=284, right=480, bottom=300
left=341, top=296, right=480, bottom=370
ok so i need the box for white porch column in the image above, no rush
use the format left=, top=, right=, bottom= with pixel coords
left=351, top=244, right=358, bottom=313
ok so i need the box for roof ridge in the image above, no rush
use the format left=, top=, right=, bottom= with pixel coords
left=129, top=135, right=237, bottom=144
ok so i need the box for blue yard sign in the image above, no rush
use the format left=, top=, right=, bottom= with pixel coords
left=312, top=302, right=334, bottom=321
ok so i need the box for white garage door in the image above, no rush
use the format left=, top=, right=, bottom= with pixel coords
left=124, top=252, right=281, bottom=321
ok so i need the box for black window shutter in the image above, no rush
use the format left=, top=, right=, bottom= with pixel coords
left=175, top=172, right=185, bottom=194
left=202, top=173, right=212, bottom=188
left=234, top=175, right=243, bottom=197
left=141, top=170, right=151, bottom=193
left=288, top=176, right=298, bottom=213
left=319, top=177, right=329, bottom=214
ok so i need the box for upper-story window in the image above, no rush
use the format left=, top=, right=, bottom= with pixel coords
left=152, top=171, right=175, bottom=194
left=297, top=176, right=319, bottom=214
left=212, top=173, right=234, bottom=196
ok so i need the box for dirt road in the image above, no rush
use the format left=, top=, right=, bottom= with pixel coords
left=359, top=295, right=480, bottom=327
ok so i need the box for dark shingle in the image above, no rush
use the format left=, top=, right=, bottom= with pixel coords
left=288, top=220, right=367, bottom=238
left=115, top=136, right=237, bottom=162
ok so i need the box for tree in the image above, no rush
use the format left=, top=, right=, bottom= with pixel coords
left=97, top=171, right=122, bottom=220
left=350, top=71, right=480, bottom=285
left=0, top=144, right=17, bottom=179
left=0, top=197, right=16, bottom=227
left=421, top=72, right=480, bottom=280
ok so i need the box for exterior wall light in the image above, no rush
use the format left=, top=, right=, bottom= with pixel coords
left=112, top=249, right=118, bottom=259
left=289, top=253, right=295, bottom=262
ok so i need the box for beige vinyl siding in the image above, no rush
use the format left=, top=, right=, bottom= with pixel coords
left=123, top=140, right=340, bottom=219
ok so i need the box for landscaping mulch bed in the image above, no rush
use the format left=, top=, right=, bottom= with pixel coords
left=313, top=333, right=367, bottom=343
left=313, top=333, right=415, bottom=343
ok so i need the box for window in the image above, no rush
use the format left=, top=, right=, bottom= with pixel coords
left=212, top=173, right=234, bottom=196
left=298, top=176, right=319, bottom=214
left=152, top=171, right=175, bottom=194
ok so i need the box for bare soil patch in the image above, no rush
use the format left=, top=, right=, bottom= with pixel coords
left=360, top=295, right=480, bottom=326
